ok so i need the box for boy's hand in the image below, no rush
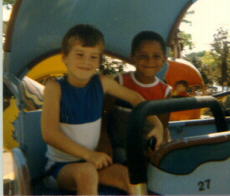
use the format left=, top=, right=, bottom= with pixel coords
left=86, top=151, right=113, bottom=169
left=146, top=127, right=163, bottom=150
left=146, top=116, right=164, bottom=150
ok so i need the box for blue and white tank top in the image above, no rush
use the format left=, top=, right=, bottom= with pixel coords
left=46, top=75, right=104, bottom=162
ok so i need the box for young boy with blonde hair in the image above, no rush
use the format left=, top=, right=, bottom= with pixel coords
left=42, top=24, right=163, bottom=195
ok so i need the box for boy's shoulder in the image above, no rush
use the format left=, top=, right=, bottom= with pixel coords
left=44, top=77, right=62, bottom=91
left=43, top=77, right=62, bottom=98
left=46, top=75, right=67, bottom=85
left=45, top=77, right=58, bottom=85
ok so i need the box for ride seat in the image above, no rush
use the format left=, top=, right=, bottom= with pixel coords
left=14, top=110, right=47, bottom=180
left=147, top=131, right=230, bottom=194
left=150, top=131, right=230, bottom=174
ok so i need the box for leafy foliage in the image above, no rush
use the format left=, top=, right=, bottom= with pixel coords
left=184, top=51, right=213, bottom=85
left=210, top=28, right=230, bottom=86
left=184, top=28, right=230, bottom=88
left=3, top=0, right=16, bottom=5
left=171, top=11, right=194, bottom=58
left=100, top=55, right=135, bottom=76
left=3, top=0, right=16, bottom=9
left=100, top=56, right=125, bottom=75
left=177, top=31, right=194, bottom=50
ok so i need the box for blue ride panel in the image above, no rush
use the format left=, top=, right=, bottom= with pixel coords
left=169, top=117, right=230, bottom=139
left=4, top=0, right=196, bottom=78
left=146, top=130, right=230, bottom=194
left=14, top=110, right=47, bottom=179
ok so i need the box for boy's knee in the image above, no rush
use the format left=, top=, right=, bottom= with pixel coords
left=73, top=163, right=98, bottom=183
left=82, top=162, right=98, bottom=175
left=113, top=164, right=129, bottom=178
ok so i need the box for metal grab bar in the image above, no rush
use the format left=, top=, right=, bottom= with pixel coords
left=126, top=96, right=228, bottom=184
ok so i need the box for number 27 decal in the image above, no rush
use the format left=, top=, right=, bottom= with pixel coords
left=198, top=179, right=211, bottom=191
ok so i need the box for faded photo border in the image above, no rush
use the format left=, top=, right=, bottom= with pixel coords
left=1, top=0, right=4, bottom=195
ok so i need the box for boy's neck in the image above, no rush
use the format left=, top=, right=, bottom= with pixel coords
left=134, top=72, right=156, bottom=84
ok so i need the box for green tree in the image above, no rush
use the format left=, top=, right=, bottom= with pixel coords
left=210, top=28, right=230, bottom=86
left=184, top=50, right=227, bottom=86
left=3, top=0, right=16, bottom=5
left=178, top=11, right=195, bottom=52
left=184, top=51, right=204, bottom=70
left=171, top=11, right=194, bottom=58
left=100, top=56, right=125, bottom=75
left=3, top=0, right=16, bottom=8
left=177, top=31, right=194, bottom=50
left=184, top=51, right=213, bottom=85
left=200, top=51, right=220, bottom=85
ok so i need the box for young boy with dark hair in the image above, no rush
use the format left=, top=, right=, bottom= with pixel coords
left=107, top=31, right=171, bottom=168
left=117, top=31, right=171, bottom=142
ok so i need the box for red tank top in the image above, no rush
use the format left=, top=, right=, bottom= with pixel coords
left=118, top=72, right=171, bottom=100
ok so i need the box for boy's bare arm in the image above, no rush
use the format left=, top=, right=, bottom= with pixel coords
left=157, top=113, right=171, bottom=143
left=101, top=75, right=164, bottom=147
left=42, top=79, right=112, bottom=169
left=100, top=75, right=144, bottom=106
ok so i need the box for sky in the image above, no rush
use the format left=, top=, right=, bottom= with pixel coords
left=180, top=0, right=230, bottom=53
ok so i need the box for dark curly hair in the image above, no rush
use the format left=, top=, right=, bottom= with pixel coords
left=131, top=31, right=166, bottom=56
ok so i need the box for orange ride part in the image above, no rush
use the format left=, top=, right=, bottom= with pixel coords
left=169, top=109, right=201, bottom=121
left=166, top=60, right=204, bottom=88
left=166, top=60, right=204, bottom=121
left=27, top=54, right=67, bottom=81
